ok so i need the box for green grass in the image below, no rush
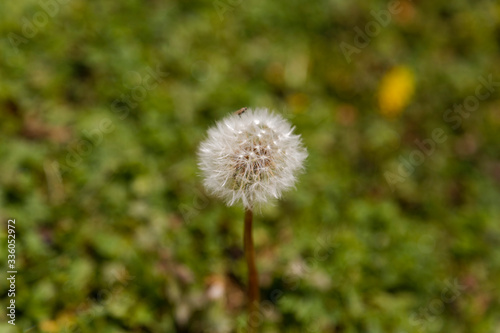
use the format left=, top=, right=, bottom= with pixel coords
left=1, top=0, right=500, bottom=332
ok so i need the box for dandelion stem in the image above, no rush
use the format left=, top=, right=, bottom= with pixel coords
left=244, top=207, right=259, bottom=332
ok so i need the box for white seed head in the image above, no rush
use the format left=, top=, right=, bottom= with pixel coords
left=198, top=108, right=307, bottom=208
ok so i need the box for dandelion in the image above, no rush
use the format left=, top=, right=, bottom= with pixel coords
left=198, top=107, right=307, bottom=332
left=198, top=107, right=307, bottom=208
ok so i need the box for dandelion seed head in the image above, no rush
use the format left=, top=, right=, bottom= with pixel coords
left=198, top=108, right=307, bottom=208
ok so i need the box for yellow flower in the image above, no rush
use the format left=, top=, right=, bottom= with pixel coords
left=378, top=66, right=415, bottom=118
left=39, top=312, right=77, bottom=332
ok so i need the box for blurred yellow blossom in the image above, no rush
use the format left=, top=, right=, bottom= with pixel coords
left=39, top=312, right=77, bottom=333
left=378, top=66, right=415, bottom=118
left=286, top=92, right=309, bottom=113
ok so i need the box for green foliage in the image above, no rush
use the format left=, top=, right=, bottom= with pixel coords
left=1, top=0, right=500, bottom=332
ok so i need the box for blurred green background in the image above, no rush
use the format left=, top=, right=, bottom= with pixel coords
left=1, top=0, right=500, bottom=332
